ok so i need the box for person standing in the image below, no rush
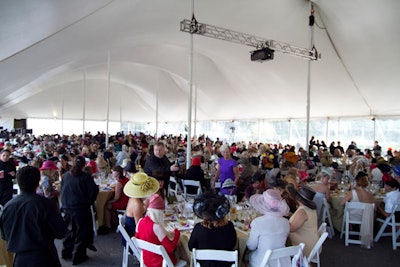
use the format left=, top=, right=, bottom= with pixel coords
left=0, top=149, right=16, bottom=206
left=212, top=144, right=240, bottom=196
left=0, top=166, right=67, bottom=267
left=60, top=156, right=99, bottom=265
left=144, top=141, right=179, bottom=190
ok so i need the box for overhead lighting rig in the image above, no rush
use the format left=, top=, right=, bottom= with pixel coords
left=180, top=16, right=320, bottom=62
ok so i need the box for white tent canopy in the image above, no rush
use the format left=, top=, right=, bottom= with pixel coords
left=1, top=0, right=399, bottom=124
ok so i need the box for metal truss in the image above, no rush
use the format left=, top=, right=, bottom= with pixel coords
left=180, top=18, right=320, bottom=61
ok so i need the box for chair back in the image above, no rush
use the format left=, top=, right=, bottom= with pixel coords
left=317, top=222, right=327, bottom=236
left=182, top=179, right=202, bottom=198
left=168, top=176, right=183, bottom=197
left=343, top=201, right=375, bottom=247
left=260, top=243, right=305, bottom=267
left=322, top=197, right=335, bottom=238
left=117, top=215, right=141, bottom=264
left=374, top=203, right=400, bottom=249
left=307, top=232, right=328, bottom=267
left=192, top=249, right=238, bottom=267
left=133, top=237, right=175, bottom=267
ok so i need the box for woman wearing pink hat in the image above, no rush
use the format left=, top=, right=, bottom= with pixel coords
left=36, top=160, right=59, bottom=208
left=135, top=194, right=182, bottom=267
left=247, top=189, right=290, bottom=267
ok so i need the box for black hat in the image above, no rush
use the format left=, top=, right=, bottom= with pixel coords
left=193, top=191, right=230, bottom=221
left=385, top=179, right=400, bottom=189
left=355, top=171, right=368, bottom=180
left=296, top=186, right=316, bottom=209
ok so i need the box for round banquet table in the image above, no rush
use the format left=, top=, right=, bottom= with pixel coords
left=0, top=238, right=13, bottom=267
left=95, top=188, right=115, bottom=228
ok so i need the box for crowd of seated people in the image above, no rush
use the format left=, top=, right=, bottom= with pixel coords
left=1, top=130, right=400, bottom=265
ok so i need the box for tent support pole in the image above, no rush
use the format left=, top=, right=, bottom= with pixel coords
left=61, top=89, right=65, bottom=135
left=194, top=84, right=197, bottom=138
left=83, top=70, right=86, bottom=136
left=156, top=76, right=159, bottom=138
left=306, top=1, right=314, bottom=156
left=186, top=0, right=194, bottom=169
left=106, top=51, right=111, bottom=148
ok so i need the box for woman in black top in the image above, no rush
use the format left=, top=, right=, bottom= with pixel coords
left=188, top=191, right=237, bottom=267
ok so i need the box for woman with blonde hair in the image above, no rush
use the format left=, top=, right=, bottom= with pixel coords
left=212, top=144, right=239, bottom=196
left=136, top=194, right=182, bottom=267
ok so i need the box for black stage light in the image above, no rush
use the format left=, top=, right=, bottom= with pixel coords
left=250, top=47, right=274, bottom=62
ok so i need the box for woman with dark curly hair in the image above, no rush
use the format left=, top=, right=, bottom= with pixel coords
left=188, top=191, right=237, bottom=267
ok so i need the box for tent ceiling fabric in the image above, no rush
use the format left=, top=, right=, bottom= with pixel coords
left=0, top=0, right=399, bottom=123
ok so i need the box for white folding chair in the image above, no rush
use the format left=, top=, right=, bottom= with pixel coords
left=342, top=202, right=375, bottom=247
left=260, top=243, right=305, bottom=267
left=307, top=232, right=328, bottom=267
left=192, top=248, right=238, bottom=267
left=213, top=181, right=221, bottom=194
left=182, top=179, right=202, bottom=198
left=374, top=203, right=400, bottom=250
left=318, top=222, right=327, bottom=237
left=168, top=176, right=183, bottom=197
left=133, top=237, right=186, bottom=267
left=90, top=205, right=98, bottom=237
left=322, top=198, right=335, bottom=237
left=115, top=210, right=126, bottom=233
left=117, top=215, right=141, bottom=267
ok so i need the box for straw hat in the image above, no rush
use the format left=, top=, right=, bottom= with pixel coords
left=250, top=189, right=289, bottom=217
left=123, top=172, right=159, bottom=198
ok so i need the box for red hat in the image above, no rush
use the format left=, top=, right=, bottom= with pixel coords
left=39, top=160, right=58, bottom=171
left=148, top=194, right=165, bottom=210
left=86, top=160, right=98, bottom=174
left=192, top=157, right=201, bottom=166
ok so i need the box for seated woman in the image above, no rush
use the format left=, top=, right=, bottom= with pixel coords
left=188, top=191, right=237, bottom=267
left=341, top=171, right=376, bottom=248
left=122, top=172, right=160, bottom=243
left=136, top=194, right=181, bottom=267
left=288, top=186, right=319, bottom=257
left=103, top=166, right=130, bottom=232
left=312, top=170, right=332, bottom=226
left=244, top=171, right=265, bottom=201
left=184, top=157, right=208, bottom=192
left=340, top=171, right=374, bottom=207
left=247, top=189, right=290, bottom=267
